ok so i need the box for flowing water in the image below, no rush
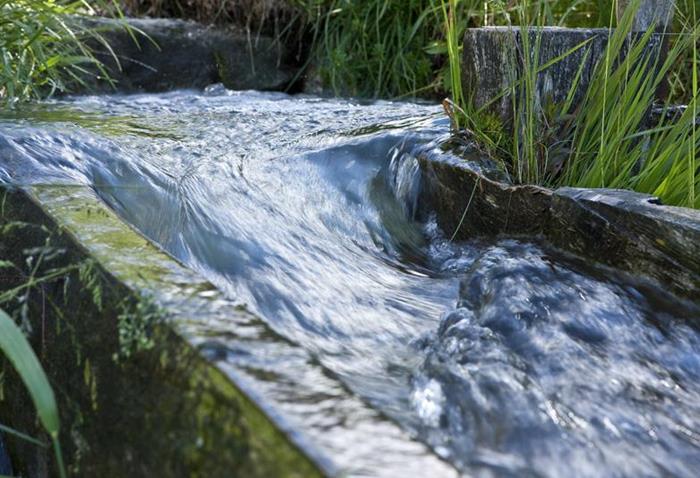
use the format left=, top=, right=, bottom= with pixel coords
left=1, top=87, right=699, bottom=477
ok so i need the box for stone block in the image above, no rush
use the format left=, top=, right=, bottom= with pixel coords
left=617, top=0, right=675, bottom=31
left=80, top=17, right=300, bottom=93
left=462, top=27, right=663, bottom=126
left=416, top=154, right=700, bottom=300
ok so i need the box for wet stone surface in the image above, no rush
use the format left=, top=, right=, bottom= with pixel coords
left=80, top=17, right=300, bottom=93
left=549, top=187, right=700, bottom=300
left=617, top=0, right=675, bottom=31
left=416, top=142, right=700, bottom=300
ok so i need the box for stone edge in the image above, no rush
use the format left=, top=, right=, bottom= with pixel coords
left=417, top=153, right=700, bottom=300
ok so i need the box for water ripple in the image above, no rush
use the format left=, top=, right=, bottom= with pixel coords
left=1, top=87, right=698, bottom=476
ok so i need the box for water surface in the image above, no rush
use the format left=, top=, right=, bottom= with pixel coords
left=1, top=87, right=699, bottom=477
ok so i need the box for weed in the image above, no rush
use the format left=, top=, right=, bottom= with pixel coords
left=113, top=294, right=166, bottom=361
left=0, top=308, right=66, bottom=478
left=444, top=0, right=700, bottom=208
left=0, top=0, right=127, bottom=103
left=0, top=207, right=103, bottom=477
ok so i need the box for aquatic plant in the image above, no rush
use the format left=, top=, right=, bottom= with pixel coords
left=0, top=0, right=125, bottom=103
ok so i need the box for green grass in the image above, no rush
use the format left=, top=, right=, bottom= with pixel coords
left=307, top=0, right=443, bottom=98
left=554, top=0, right=699, bottom=209
left=304, top=0, right=642, bottom=99
left=559, top=4, right=689, bottom=190
left=119, top=0, right=454, bottom=98
left=444, top=0, right=700, bottom=209
left=0, top=0, right=126, bottom=104
left=117, top=0, right=697, bottom=106
left=305, top=0, right=542, bottom=99
left=440, top=0, right=463, bottom=125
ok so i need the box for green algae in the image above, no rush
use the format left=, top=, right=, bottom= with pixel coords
left=0, top=106, right=183, bottom=140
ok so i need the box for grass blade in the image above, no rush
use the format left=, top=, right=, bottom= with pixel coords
left=0, top=309, right=65, bottom=478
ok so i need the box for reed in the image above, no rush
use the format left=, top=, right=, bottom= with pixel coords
left=443, top=0, right=700, bottom=209
left=0, top=0, right=125, bottom=103
left=558, top=0, right=699, bottom=208
left=438, top=0, right=464, bottom=126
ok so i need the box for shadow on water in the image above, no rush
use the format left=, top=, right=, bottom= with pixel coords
left=1, top=87, right=699, bottom=477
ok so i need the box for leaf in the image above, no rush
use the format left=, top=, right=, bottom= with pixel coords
left=0, top=423, right=48, bottom=448
left=0, top=310, right=59, bottom=436
left=0, top=308, right=66, bottom=477
left=424, top=40, right=447, bottom=55
left=0, top=309, right=59, bottom=436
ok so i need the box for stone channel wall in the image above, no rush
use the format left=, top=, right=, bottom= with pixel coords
left=462, top=27, right=665, bottom=127
left=417, top=152, right=700, bottom=302
left=0, top=186, right=324, bottom=477
left=0, top=185, right=456, bottom=477
left=1, top=11, right=697, bottom=475
left=79, top=17, right=302, bottom=93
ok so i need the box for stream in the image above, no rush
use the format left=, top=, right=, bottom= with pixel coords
left=1, top=87, right=699, bottom=477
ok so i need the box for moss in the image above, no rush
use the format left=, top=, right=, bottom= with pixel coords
left=0, top=107, right=183, bottom=140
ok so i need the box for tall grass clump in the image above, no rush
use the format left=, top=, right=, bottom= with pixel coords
left=0, top=0, right=124, bottom=104
left=513, top=3, right=548, bottom=184
left=664, top=0, right=700, bottom=104
left=443, top=0, right=700, bottom=209
left=560, top=1, right=697, bottom=206
left=558, top=0, right=699, bottom=208
left=306, top=0, right=552, bottom=98
left=116, top=0, right=636, bottom=100
left=308, top=0, right=446, bottom=97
